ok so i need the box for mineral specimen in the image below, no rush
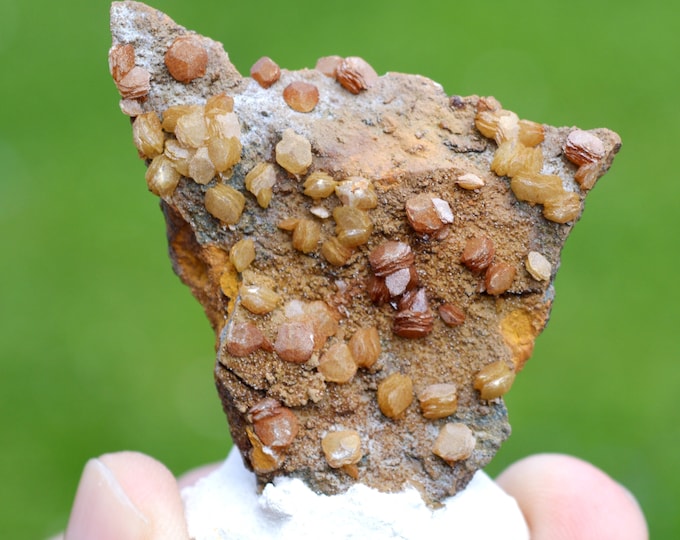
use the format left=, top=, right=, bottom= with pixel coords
left=109, top=1, right=621, bottom=504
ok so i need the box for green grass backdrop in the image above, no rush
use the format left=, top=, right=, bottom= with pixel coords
left=1, top=0, right=678, bottom=537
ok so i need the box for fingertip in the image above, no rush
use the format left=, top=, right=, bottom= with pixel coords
left=65, top=451, right=190, bottom=540
left=497, top=454, right=648, bottom=540
left=64, top=456, right=150, bottom=540
left=100, top=452, right=190, bottom=540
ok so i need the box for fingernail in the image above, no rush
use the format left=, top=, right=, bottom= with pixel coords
left=65, top=458, right=149, bottom=540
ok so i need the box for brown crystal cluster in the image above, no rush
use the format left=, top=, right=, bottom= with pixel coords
left=109, top=1, right=621, bottom=504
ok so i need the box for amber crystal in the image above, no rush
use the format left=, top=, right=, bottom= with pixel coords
left=333, top=206, right=372, bottom=247
left=303, top=172, right=337, bottom=199
left=474, top=361, right=516, bottom=400
left=477, top=96, right=502, bottom=112
left=318, top=343, right=357, bottom=383
left=491, top=141, right=543, bottom=177
left=250, top=56, right=281, bottom=88
left=312, top=314, right=351, bottom=346
left=393, top=310, right=434, bottom=338
left=518, top=119, right=544, bottom=147
left=277, top=218, right=299, bottom=232
left=204, top=184, right=245, bottom=225
left=226, top=322, right=265, bottom=356
left=249, top=399, right=299, bottom=449
left=438, top=303, right=466, bottom=327
left=229, top=239, right=256, bottom=272
left=315, top=55, right=343, bottom=78
left=291, top=219, right=321, bottom=254
left=393, top=287, right=433, bottom=338
left=405, top=193, right=453, bottom=235
left=205, top=93, right=234, bottom=116
left=485, top=262, right=516, bottom=296
left=336, top=56, right=379, bottom=94
left=433, top=423, right=476, bottom=464
left=510, top=173, right=564, bottom=205
left=461, top=236, right=495, bottom=273
left=245, top=162, right=277, bottom=208
left=455, top=173, right=485, bottom=190
left=366, top=275, right=390, bottom=305
left=309, top=206, right=330, bottom=219
left=165, top=35, right=208, bottom=83
left=145, top=154, right=180, bottom=197
left=377, top=373, right=413, bottom=418
left=164, top=138, right=192, bottom=176
left=283, top=81, right=319, bottom=113
left=348, top=327, right=381, bottom=369
left=115, top=66, right=150, bottom=99
left=301, top=300, right=340, bottom=350
left=119, top=98, right=144, bottom=117
left=574, top=161, right=602, bottom=191
left=564, top=129, right=605, bottom=166
left=321, top=237, right=353, bottom=266
left=132, top=112, right=164, bottom=159
left=207, top=111, right=241, bottom=140
left=108, top=43, right=135, bottom=81
left=275, top=129, right=312, bottom=175
left=274, top=321, right=315, bottom=363
left=188, top=147, right=215, bottom=184
left=207, top=135, right=241, bottom=173
left=542, top=191, right=581, bottom=223
left=239, top=284, right=281, bottom=315
left=525, top=251, right=552, bottom=282
left=419, top=384, right=458, bottom=420
left=396, top=287, right=425, bottom=312
left=322, top=431, right=362, bottom=468
left=247, top=427, right=283, bottom=473
left=369, top=241, right=414, bottom=277
left=175, top=109, right=208, bottom=149
left=474, top=110, right=501, bottom=139
left=494, top=111, right=520, bottom=143
left=335, top=177, right=378, bottom=209
left=161, top=104, right=200, bottom=133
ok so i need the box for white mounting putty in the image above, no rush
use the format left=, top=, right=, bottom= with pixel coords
left=182, top=448, right=529, bottom=540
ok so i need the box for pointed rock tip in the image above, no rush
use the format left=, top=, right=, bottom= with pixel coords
left=109, top=0, right=243, bottom=110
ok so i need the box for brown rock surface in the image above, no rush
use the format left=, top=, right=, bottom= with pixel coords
left=110, top=1, right=621, bottom=504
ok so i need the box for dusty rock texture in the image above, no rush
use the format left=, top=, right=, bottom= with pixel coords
left=110, top=1, right=621, bottom=504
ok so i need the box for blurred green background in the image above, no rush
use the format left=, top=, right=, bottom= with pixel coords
left=1, top=0, right=677, bottom=537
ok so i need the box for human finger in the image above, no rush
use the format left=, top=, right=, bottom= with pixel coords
left=64, top=451, right=190, bottom=540
left=496, top=453, right=648, bottom=540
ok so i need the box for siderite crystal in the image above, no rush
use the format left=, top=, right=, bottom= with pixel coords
left=110, top=1, right=621, bottom=504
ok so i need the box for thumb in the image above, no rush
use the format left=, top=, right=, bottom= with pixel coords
left=496, top=454, right=648, bottom=540
left=64, top=451, right=189, bottom=540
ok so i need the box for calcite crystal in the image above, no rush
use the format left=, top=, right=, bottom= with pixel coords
left=109, top=1, right=621, bottom=504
